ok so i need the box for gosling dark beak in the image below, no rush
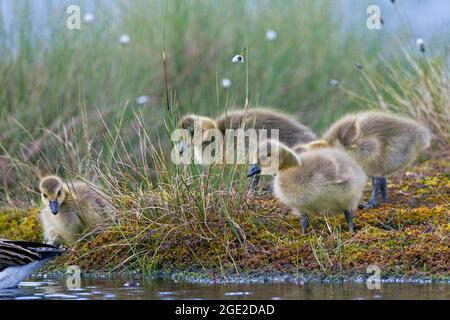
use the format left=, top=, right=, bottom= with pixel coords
left=178, top=142, right=186, bottom=156
left=49, top=200, right=59, bottom=215
left=247, top=164, right=261, bottom=177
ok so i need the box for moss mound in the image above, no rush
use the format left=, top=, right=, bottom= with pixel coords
left=1, top=160, right=448, bottom=279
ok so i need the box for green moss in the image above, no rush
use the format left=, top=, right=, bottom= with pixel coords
left=0, top=207, right=42, bottom=242
left=1, top=160, right=449, bottom=279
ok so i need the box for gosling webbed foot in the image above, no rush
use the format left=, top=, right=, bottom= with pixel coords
left=300, top=214, right=310, bottom=235
left=359, top=200, right=378, bottom=210
left=344, top=210, right=354, bottom=234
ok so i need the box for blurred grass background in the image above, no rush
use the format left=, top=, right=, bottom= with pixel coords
left=0, top=1, right=449, bottom=275
left=0, top=0, right=449, bottom=203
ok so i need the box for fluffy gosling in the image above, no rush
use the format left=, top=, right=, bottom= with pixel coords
left=179, top=108, right=316, bottom=187
left=39, top=175, right=113, bottom=245
left=317, top=111, right=431, bottom=208
left=178, top=107, right=316, bottom=164
left=292, top=140, right=330, bottom=154
left=247, top=140, right=367, bottom=234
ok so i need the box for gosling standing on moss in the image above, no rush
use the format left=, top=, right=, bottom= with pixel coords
left=39, top=175, right=113, bottom=245
left=313, top=112, right=431, bottom=208
left=247, top=140, right=367, bottom=234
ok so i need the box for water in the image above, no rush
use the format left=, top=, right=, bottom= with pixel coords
left=0, top=278, right=449, bottom=300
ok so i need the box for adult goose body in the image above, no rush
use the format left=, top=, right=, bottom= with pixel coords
left=0, top=240, right=64, bottom=289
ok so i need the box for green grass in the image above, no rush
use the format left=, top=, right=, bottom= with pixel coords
left=0, top=1, right=382, bottom=187
left=342, top=42, right=450, bottom=150
left=1, top=1, right=448, bottom=198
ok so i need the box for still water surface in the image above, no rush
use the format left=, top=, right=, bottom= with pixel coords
left=0, top=278, right=448, bottom=300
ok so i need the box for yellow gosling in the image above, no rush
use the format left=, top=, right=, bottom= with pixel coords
left=322, top=111, right=431, bottom=208
left=247, top=140, right=367, bottom=234
left=178, top=107, right=316, bottom=166
left=39, top=175, right=113, bottom=245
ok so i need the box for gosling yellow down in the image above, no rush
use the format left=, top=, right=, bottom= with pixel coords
left=39, top=175, right=113, bottom=245
left=247, top=140, right=367, bottom=234
left=178, top=107, right=316, bottom=165
left=302, top=112, right=431, bottom=208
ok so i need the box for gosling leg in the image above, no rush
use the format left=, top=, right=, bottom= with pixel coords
left=300, top=213, right=310, bottom=235
left=379, top=176, right=388, bottom=203
left=344, top=210, right=354, bottom=234
left=360, top=177, right=381, bottom=209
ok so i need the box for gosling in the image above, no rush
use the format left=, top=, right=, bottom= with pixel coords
left=0, top=239, right=64, bottom=289
left=292, top=140, right=330, bottom=154
left=39, top=175, right=113, bottom=245
left=318, top=111, right=431, bottom=208
left=247, top=140, right=367, bottom=234
left=178, top=107, right=316, bottom=164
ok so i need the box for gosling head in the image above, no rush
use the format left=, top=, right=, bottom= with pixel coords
left=293, top=140, right=331, bottom=154
left=177, top=115, right=218, bottom=156
left=247, top=139, right=300, bottom=177
left=39, top=176, right=66, bottom=215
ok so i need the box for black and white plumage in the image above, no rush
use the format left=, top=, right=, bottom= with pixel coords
left=0, top=240, right=64, bottom=289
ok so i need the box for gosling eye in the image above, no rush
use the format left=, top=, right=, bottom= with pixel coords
left=57, top=190, right=61, bottom=197
left=44, top=194, right=48, bottom=198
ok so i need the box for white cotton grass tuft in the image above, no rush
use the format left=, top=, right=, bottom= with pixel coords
left=416, top=38, right=426, bottom=53
left=266, top=29, right=277, bottom=41
left=329, top=79, right=340, bottom=87
left=83, top=13, right=95, bottom=23
left=136, top=95, right=150, bottom=106
left=221, top=78, right=231, bottom=89
left=119, top=34, right=130, bottom=45
left=232, top=55, right=245, bottom=63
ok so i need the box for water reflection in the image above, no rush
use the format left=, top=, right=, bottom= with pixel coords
left=0, top=278, right=448, bottom=300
